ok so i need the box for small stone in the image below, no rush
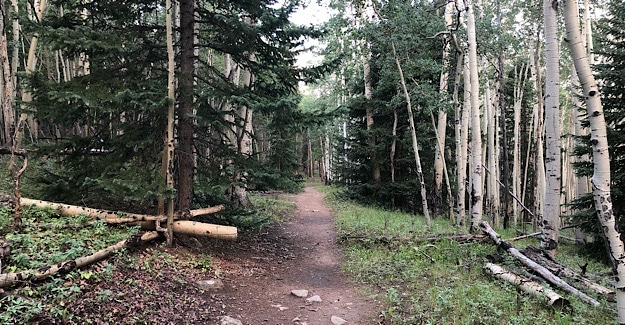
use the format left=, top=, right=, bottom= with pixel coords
left=279, top=306, right=290, bottom=311
left=292, top=317, right=300, bottom=322
left=331, top=316, right=347, bottom=325
left=196, top=279, right=224, bottom=291
left=306, top=295, right=322, bottom=303
left=291, top=289, right=309, bottom=298
left=219, top=316, right=243, bottom=325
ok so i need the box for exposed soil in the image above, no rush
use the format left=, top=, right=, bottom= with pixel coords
left=61, top=187, right=383, bottom=324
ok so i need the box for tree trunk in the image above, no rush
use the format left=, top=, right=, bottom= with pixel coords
left=466, top=0, right=483, bottom=233
left=458, top=53, right=470, bottom=230
left=360, top=3, right=380, bottom=184
left=480, top=221, right=600, bottom=306
left=531, top=37, right=545, bottom=232
left=563, top=0, right=625, bottom=320
left=484, top=262, right=569, bottom=308
left=391, top=41, right=430, bottom=227
left=176, top=0, right=195, bottom=213
left=541, top=0, right=561, bottom=257
left=164, top=0, right=177, bottom=246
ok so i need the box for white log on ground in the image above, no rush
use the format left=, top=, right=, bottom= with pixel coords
left=171, top=221, right=237, bottom=240
left=19, top=197, right=224, bottom=223
left=0, top=232, right=160, bottom=288
left=480, top=221, right=599, bottom=306
left=484, top=262, right=569, bottom=308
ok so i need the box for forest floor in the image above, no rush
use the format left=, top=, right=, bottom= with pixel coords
left=63, top=187, right=383, bottom=324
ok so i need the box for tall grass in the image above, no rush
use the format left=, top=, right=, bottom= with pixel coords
left=318, top=185, right=616, bottom=325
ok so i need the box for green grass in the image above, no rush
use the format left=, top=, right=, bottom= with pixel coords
left=318, top=185, right=617, bottom=325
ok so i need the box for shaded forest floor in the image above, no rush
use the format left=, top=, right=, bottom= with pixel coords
left=18, top=187, right=382, bottom=324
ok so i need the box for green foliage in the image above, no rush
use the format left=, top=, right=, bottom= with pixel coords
left=322, top=185, right=616, bottom=324
left=0, top=206, right=140, bottom=323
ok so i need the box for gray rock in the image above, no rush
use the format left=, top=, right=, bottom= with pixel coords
left=219, top=316, right=243, bottom=325
left=306, top=295, right=322, bottom=303
left=196, top=279, right=224, bottom=291
left=291, top=289, right=309, bottom=297
left=331, top=316, right=347, bottom=325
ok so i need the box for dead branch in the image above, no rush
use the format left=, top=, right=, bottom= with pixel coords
left=484, top=262, right=569, bottom=308
left=0, top=232, right=161, bottom=289
left=521, top=245, right=615, bottom=302
left=338, top=233, right=489, bottom=245
left=479, top=221, right=599, bottom=306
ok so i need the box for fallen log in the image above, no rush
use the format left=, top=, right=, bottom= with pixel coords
left=16, top=198, right=235, bottom=239
left=339, top=233, right=489, bottom=245
left=521, top=245, right=615, bottom=302
left=479, top=221, right=600, bottom=306
left=0, top=231, right=161, bottom=289
left=141, top=220, right=237, bottom=241
left=484, top=262, right=569, bottom=308
left=19, top=197, right=224, bottom=224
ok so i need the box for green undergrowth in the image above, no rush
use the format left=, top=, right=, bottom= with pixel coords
left=318, top=185, right=616, bottom=325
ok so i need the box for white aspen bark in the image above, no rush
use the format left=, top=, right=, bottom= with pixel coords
left=458, top=54, right=471, bottom=229
left=485, top=81, right=499, bottom=226
left=563, top=0, right=625, bottom=321
left=512, top=63, right=527, bottom=225
left=465, top=0, right=483, bottom=233
left=164, top=0, right=176, bottom=246
left=454, top=52, right=464, bottom=227
left=541, top=0, right=561, bottom=257
left=531, top=38, right=546, bottom=232
left=431, top=0, right=455, bottom=217
left=391, top=41, right=431, bottom=227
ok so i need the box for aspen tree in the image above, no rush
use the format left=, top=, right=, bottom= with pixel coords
left=465, top=0, right=483, bottom=232
left=541, top=0, right=561, bottom=257
left=563, top=0, right=625, bottom=321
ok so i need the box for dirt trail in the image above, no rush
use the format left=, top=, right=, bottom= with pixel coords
left=212, top=187, right=382, bottom=324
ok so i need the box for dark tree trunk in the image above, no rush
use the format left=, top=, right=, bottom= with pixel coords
left=177, top=0, right=195, bottom=212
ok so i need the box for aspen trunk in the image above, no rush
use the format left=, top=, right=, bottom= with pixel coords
left=541, top=0, right=561, bottom=257
left=563, top=0, right=625, bottom=321
left=484, top=262, right=569, bottom=308
left=164, top=0, right=177, bottom=246
left=391, top=41, right=430, bottom=226
left=0, top=232, right=161, bottom=289
left=453, top=51, right=464, bottom=227
left=458, top=53, right=471, bottom=229
left=480, top=221, right=600, bottom=306
left=0, top=2, right=14, bottom=147
left=531, top=37, right=545, bottom=232
left=465, top=0, right=483, bottom=232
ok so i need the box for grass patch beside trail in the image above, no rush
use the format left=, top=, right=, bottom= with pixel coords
left=318, top=185, right=616, bottom=325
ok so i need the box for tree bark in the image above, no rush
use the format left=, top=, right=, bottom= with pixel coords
left=480, top=221, right=600, bottom=306
left=465, top=0, right=483, bottom=233
left=164, top=0, right=177, bottom=246
left=391, top=41, right=431, bottom=226
left=0, top=232, right=161, bottom=289
left=541, top=0, right=561, bottom=257
left=484, top=262, right=569, bottom=308
left=563, top=0, right=625, bottom=320
left=176, top=0, right=195, bottom=213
